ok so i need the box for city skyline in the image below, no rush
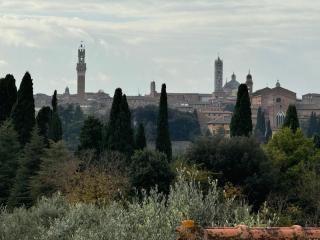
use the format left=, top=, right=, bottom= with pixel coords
left=0, top=0, right=319, bottom=97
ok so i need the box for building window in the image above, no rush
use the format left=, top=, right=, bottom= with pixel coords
left=276, top=98, right=281, bottom=103
left=276, top=111, right=285, bottom=127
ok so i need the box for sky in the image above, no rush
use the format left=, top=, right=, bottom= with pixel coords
left=0, top=0, right=319, bottom=97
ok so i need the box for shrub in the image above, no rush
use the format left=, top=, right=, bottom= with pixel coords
left=0, top=170, right=277, bottom=240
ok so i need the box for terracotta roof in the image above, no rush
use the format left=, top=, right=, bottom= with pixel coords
left=176, top=222, right=320, bottom=240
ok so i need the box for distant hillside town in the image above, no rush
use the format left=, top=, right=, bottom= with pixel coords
left=34, top=43, right=320, bottom=135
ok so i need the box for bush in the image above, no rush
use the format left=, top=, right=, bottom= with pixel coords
left=185, top=136, right=274, bottom=208
left=130, top=149, right=174, bottom=194
left=0, top=171, right=277, bottom=240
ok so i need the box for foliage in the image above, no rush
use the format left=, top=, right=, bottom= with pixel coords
left=0, top=121, right=20, bottom=205
left=230, top=84, right=252, bottom=137
left=130, top=149, right=174, bottom=194
left=307, top=112, right=319, bottom=137
left=78, top=115, right=103, bottom=154
left=0, top=171, right=277, bottom=240
left=105, top=89, right=134, bottom=156
left=11, top=72, right=35, bottom=145
left=185, top=136, right=273, bottom=208
left=254, top=107, right=266, bottom=143
left=133, top=105, right=201, bottom=141
left=48, top=90, right=63, bottom=142
left=36, top=106, right=52, bottom=145
left=265, top=119, right=273, bottom=142
left=134, top=123, right=147, bottom=150
left=156, top=84, right=172, bottom=160
left=30, top=141, right=79, bottom=201
left=264, top=128, right=320, bottom=225
left=283, top=104, right=300, bottom=132
left=8, top=129, right=46, bottom=208
left=58, top=104, right=85, bottom=150
left=0, top=74, right=17, bottom=124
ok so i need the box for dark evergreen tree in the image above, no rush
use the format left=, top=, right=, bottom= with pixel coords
left=0, top=121, right=20, bottom=205
left=8, top=128, right=45, bottom=208
left=265, top=119, right=273, bottom=142
left=0, top=74, right=17, bottom=124
left=130, top=149, right=174, bottom=194
left=254, top=107, right=266, bottom=143
left=36, top=106, right=52, bottom=145
left=230, top=84, right=252, bottom=137
left=118, top=94, right=134, bottom=156
left=78, top=115, right=103, bottom=154
left=105, top=88, right=123, bottom=150
left=135, top=123, right=147, bottom=150
left=48, top=90, right=62, bottom=142
left=11, top=72, right=35, bottom=145
left=307, top=112, right=318, bottom=137
left=283, top=104, right=300, bottom=132
left=314, top=134, right=320, bottom=149
left=156, top=84, right=172, bottom=160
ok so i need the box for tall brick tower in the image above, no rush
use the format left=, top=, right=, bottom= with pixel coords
left=77, top=42, right=86, bottom=99
left=214, top=56, right=224, bottom=98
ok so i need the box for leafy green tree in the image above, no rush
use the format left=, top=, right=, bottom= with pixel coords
left=307, top=112, right=319, bottom=137
left=283, top=104, right=300, bottom=133
left=78, top=116, right=103, bottom=154
left=36, top=106, right=52, bottom=145
left=48, top=90, right=62, bottom=142
left=8, top=128, right=46, bottom=208
left=11, top=72, right=35, bottom=145
left=230, top=84, right=252, bottom=137
left=265, top=128, right=320, bottom=223
left=0, top=74, right=17, bottom=124
left=135, top=123, right=147, bottom=150
left=156, top=84, right=172, bottom=160
left=130, top=149, right=174, bottom=194
left=265, top=119, right=273, bottom=142
left=0, top=121, right=20, bottom=205
left=186, top=136, right=273, bottom=208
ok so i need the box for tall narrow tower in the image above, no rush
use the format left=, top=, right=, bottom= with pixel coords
left=77, top=43, right=86, bottom=99
left=246, top=71, right=253, bottom=95
left=214, top=57, right=223, bottom=93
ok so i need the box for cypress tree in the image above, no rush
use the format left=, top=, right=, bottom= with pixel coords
left=36, top=106, right=52, bottom=145
left=118, top=94, right=134, bottom=156
left=156, top=84, right=172, bottom=160
left=78, top=115, right=103, bottom=154
left=48, top=90, right=62, bottom=142
left=0, top=74, right=17, bottom=124
left=254, top=107, right=266, bottom=142
left=283, top=104, right=300, bottom=132
left=11, top=72, right=35, bottom=145
left=230, top=84, right=252, bottom=137
left=0, top=121, right=20, bottom=205
left=8, top=128, right=45, bottom=208
left=265, top=119, right=273, bottom=142
left=105, top=88, right=123, bottom=150
left=135, top=123, right=147, bottom=150
left=307, top=112, right=318, bottom=137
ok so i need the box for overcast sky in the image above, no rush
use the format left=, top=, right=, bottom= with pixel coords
left=0, top=0, right=319, bottom=97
